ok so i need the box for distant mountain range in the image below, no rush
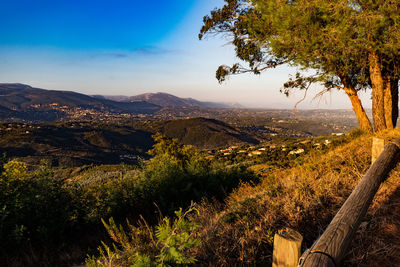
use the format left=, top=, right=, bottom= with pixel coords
left=0, top=83, right=243, bottom=122
left=93, top=92, right=243, bottom=108
left=0, top=83, right=160, bottom=121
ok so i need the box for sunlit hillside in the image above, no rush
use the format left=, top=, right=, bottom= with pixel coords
left=86, top=130, right=400, bottom=266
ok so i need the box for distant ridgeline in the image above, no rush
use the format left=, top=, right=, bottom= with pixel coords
left=0, top=83, right=161, bottom=122
left=93, top=92, right=242, bottom=108
left=0, top=83, right=240, bottom=122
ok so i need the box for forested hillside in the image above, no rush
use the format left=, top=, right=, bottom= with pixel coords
left=155, top=117, right=259, bottom=148
left=4, top=128, right=399, bottom=266
left=0, top=118, right=260, bottom=167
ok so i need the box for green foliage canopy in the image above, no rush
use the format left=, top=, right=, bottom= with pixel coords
left=200, top=0, right=400, bottom=92
left=200, top=0, right=372, bottom=91
left=200, top=0, right=400, bottom=132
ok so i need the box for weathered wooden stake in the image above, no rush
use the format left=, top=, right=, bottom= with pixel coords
left=272, top=228, right=303, bottom=267
left=372, top=137, right=386, bottom=163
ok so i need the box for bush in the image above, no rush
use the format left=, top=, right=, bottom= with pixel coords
left=0, top=161, right=70, bottom=245
left=126, top=133, right=256, bottom=218
left=0, top=134, right=255, bottom=266
left=86, top=204, right=201, bottom=267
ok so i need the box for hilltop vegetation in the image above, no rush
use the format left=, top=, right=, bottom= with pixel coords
left=200, top=0, right=400, bottom=134
left=86, top=129, right=400, bottom=266
left=0, top=134, right=255, bottom=266
left=155, top=117, right=259, bottom=149
left=3, top=125, right=400, bottom=266
left=0, top=125, right=372, bottom=265
left=0, top=122, right=154, bottom=167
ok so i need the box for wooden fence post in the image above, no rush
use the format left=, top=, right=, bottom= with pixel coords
left=372, top=137, right=386, bottom=163
left=272, top=228, right=303, bottom=267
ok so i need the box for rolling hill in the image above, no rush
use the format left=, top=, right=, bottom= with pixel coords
left=0, top=122, right=155, bottom=167
left=155, top=117, right=259, bottom=148
left=0, top=83, right=161, bottom=121
left=0, top=118, right=259, bottom=166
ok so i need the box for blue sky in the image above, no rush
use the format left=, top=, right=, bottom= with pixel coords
left=0, top=0, right=371, bottom=108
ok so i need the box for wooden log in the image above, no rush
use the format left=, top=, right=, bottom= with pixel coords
left=272, top=228, right=303, bottom=267
left=372, top=137, right=386, bottom=163
left=301, top=139, right=400, bottom=267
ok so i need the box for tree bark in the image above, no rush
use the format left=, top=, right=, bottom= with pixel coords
left=383, top=75, right=394, bottom=129
left=383, top=72, right=398, bottom=129
left=391, top=78, right=399, bottom=128
left=369, top=52, right=387, bottom=132
left=344, top=87, right=373, bottom=133
left=339, top=74, right=373, bottom=133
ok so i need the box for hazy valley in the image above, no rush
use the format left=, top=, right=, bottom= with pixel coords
left=1, top=83, right=396, bottom=267
left=0, top=83, right=358, bottom=168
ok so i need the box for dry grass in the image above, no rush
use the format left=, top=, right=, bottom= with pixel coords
left=189, top=130, right=400, bottom=265
left=343, top=128, right=400, bottom=266
left=344, top=167, right=400, bottom=266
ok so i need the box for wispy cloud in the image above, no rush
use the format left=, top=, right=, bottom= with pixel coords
left=88, top=52, right=129, bottom=60
left=133, top=46, right=180, bottom=55
left=88, top=47, right=181, bottom=60
left=112, top=53, right=128, bottom=58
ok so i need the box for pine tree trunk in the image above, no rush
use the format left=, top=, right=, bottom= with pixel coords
left=344, top=87, right=373, bottom=133
left=384, top=75, right=394, bottom=129
left=369, top=52, right=387, bottom=132
left=391, top=78, right=399, bottom=128
left=383, top=76, right=398, bottom=129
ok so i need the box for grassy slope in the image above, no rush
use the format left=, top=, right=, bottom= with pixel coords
left=190, top=130, right=400, bottom=266
left=344, top=130, right=400, bottom=266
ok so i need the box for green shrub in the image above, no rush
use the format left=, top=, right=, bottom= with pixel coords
left=86, top=204, right=201, bottom=267
left=0, top=160, right=74, bottom=264
left=0, top=134, right=254, bottom=266
left=127, top=133, right=256, bottom=217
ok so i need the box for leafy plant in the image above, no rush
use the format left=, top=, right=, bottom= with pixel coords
left=0, top=134, right=254, bottom=266
left=155, top=207, right=200, bottom=266
left=86, top=204, right=201, bottom=267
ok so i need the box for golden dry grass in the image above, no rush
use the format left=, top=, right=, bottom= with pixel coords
left=344, top=166, right=400, bottom=266
left=191, top=130, right=400, bottom=265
